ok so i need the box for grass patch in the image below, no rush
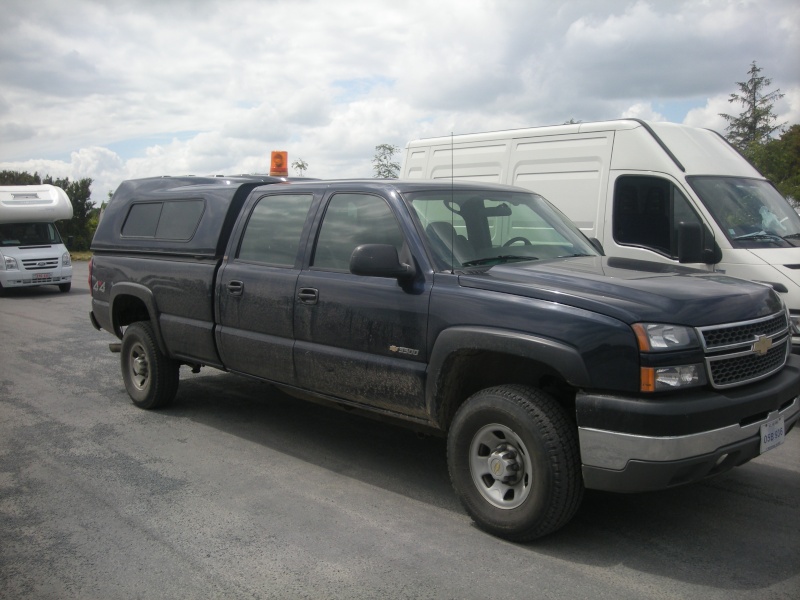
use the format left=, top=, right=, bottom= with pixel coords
left=70, top=251, right=93, bottom=261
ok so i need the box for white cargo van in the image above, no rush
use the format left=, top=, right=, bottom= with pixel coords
left=402, top=118, right=800, bottom=346
left=0, top=184, right=73, bottom=294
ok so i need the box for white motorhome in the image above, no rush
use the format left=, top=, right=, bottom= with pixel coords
left=0, top=184, right=73, bottom=294
left=402, top=119, right=800, bottom=347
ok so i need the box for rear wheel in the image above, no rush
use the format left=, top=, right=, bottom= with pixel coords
left=447, top=384, right=583, bottom=541
left=120, top=321, right=179, bottom=409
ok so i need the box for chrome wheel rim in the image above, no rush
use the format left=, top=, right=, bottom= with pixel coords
left=469, top=423, right=532, bottom=509
left=128, top=342, right=150, bottom=391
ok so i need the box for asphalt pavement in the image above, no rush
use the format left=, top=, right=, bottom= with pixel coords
left=1, top=260, right=798, bottom=599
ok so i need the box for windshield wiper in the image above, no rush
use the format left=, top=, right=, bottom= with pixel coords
left=733, top=231, right=785, bottom=242
left=462, top=255, right=538, bottom=267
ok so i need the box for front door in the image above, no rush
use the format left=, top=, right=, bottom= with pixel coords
left=293, top=192, right=430, bottom=418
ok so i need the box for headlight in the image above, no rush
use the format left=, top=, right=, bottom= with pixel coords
left=3, top=255, right=18, bottom=271
left=62, top=251, right=72, bottom=267
left=633, top=323, right=705, bottom=392
left=641, top=364, right=706, bottom=392
left=789, top=310, right=800, bottom=336
left=632, top=323, right=698, bottom=351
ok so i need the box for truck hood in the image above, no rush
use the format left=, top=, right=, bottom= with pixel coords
left=458, top=256, right=783, bottom=326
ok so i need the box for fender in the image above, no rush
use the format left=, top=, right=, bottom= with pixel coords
left=425, top=326, right=591, bottom=422
left=109, top=282, right=168, bottom=355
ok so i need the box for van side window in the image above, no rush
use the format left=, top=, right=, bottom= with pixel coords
left=237, top=194, right=314, bottom=266
left=312, top=194, right=404, bottom=271
left=613, top=176, right=702, bottom=258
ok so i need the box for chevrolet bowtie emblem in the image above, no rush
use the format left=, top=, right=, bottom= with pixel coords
left=752, top=334, right=772, bottom=356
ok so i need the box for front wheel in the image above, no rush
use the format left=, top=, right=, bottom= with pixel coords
left=120, top=321, right=180, bottom=409
left=58, top=282, right=71, bottom=293
left=447, top=384, right=583, bottom=541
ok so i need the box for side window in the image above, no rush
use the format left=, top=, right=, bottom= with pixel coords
left=613, top=176, right=702, bottom=258
left=671, top=186, right=704, bottom=248
left=121, top=200, right=205, bottom=240
left=237, top=194, right=314, bottom=266
left=122, top=203, right=162, bottom=237
left=312, top=193, right=404, bottom=271
left=156, top=200, right=205, bottom=239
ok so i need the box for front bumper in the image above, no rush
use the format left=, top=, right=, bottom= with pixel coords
left=577, top=355, right=800, bottom=492
left=0, top=268, right=72, bottom=288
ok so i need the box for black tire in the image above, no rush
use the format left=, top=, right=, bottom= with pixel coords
left=58, top=282, right=71, bottom=293
left=120, top=321, right=180, bottom=409
left=447, top=384, right=583, bottom=541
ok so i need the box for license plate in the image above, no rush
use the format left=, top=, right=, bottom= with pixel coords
left=33, top=273, right=51, bottom=280
left=760, top=416, right=785, bottom=454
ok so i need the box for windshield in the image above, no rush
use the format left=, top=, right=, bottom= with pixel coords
left=688, top=176, right=800, bottom=248
left=406, top=189, right=599, bottom=270
left=0, top=222, right=63, bottom=247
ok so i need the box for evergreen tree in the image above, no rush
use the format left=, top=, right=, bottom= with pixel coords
left=720, top=61, right=785, bottom=153
left=753, top=125, right=800, bottom=203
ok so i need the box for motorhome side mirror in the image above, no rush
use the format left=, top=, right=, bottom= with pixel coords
left=67, top=235, right=74, bottom=248
left=350, top=244, right=415, bottom=280
left=677, top=222, right=710, bottom=264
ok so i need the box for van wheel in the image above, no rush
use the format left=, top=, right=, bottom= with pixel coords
left=120, top=321, right=179, bottom=409
left=447, top=384, right=583, bottom=541
left=58, top=282, right=71, bottom=293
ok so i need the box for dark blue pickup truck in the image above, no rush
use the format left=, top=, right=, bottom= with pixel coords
left=90, top=176, right=800, bottom=540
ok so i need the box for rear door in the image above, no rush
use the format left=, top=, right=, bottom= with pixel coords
left=293, top=191, right=431, bottom=418
left=216, top=191, right=316, bottom=384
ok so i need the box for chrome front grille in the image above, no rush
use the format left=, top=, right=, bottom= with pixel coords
left=698, top=312, right=790, bottom=389
left=701, top=312, right=788, bottom=350
left=21, top=257, right=59, bottom=270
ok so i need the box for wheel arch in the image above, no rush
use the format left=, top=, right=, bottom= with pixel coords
left=110, top=283, right=168, bottom=355
left=426, top=326, right=591, bottom=430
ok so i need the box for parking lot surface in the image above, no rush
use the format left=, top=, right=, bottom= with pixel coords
left=1, top=261, right=798, bottom=599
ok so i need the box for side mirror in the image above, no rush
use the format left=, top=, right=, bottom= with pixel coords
left=678, top=222, right=718, bottom=264
left=350, top=244, right=415, bottom=280
left=588, top=237, right=605, bottom=255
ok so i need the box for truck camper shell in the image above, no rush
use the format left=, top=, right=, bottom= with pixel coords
left=91, top=175, right=288, bottom=257
left=0, top=184, right=73, bottom=223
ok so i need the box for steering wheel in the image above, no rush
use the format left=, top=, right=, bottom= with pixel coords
left=503, top=236, right=532, bottom=247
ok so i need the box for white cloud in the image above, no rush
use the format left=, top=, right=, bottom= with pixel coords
left=775, top=87, right=800, bottom=133
left=622, top=102, right=665, bottom=122
left=683, top=95, right=730, bottom=133
left=0, top=0, right=798, bottom=203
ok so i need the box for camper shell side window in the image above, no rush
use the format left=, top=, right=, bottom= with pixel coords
left=121, top=199, right=205, bottom=241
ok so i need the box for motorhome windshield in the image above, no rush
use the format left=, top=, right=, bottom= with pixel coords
left=407, top=190, right=599, bottom=269
left=689, top=176, right=800, bottom=249
left=0, top=222, right=63, bottom=247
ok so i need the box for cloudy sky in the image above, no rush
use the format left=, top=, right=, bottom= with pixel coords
left=1, top=0, right=799, bottom=203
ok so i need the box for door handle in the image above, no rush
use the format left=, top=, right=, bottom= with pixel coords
left=227, top=280, right=244, bottom=296
left=298, top=287, right=318, bottom=304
